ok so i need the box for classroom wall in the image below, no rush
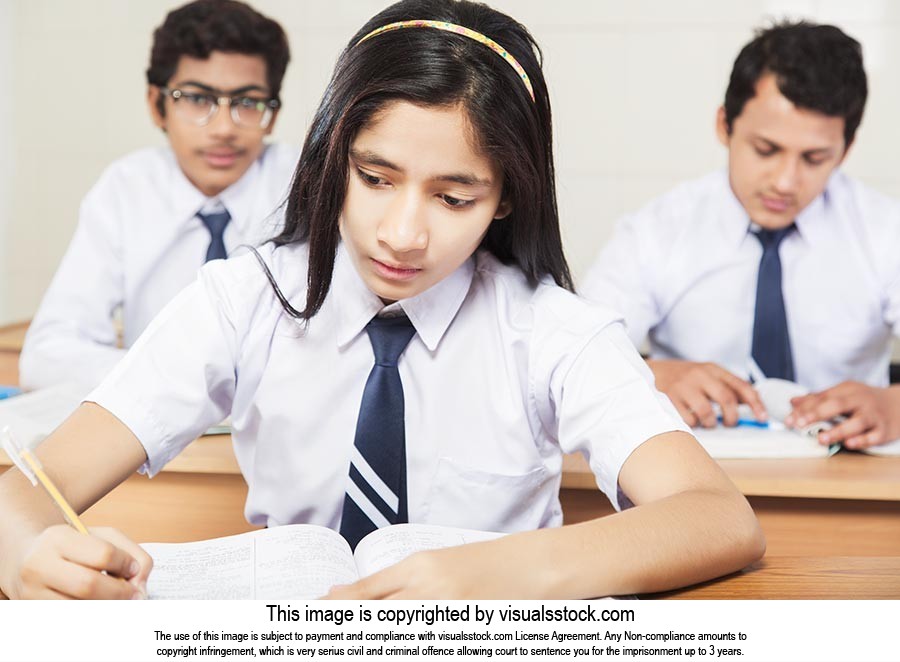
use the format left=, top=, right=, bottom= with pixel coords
left=1, top=0, right=899, bottom=325
left=0, top=0, right=14, bottom=318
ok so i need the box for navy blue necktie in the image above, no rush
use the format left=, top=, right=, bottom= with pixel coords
left=197, top=209, right=231, bottom=262
left=339, top=315, right=416, bottom=550
left=751, top=226, right=795, bottom=381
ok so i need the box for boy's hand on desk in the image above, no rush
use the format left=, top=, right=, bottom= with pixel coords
left=648, top=360, right=767, bottom=428
left=324, top=539, right=542, bottom=600
left=786, top=382, right=900, bottom=449
left=9, top=525, right=151, bottom=599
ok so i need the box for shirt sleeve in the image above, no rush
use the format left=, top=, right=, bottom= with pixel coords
left=579, top=212, right=661, bottom=348
left=549, top=320, right=690, bottom=510
left=19, top=174, right=127, bottom=390
left=86, top=264, right=238, bottom=477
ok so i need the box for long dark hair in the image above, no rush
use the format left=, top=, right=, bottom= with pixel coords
left=267, top=0, right=571, bottom=320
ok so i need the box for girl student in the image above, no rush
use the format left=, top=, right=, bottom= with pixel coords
left=0, top=0, right=764, bottom=600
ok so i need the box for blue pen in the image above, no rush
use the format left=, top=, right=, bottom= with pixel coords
left=0, top=386, right=21, bottom=400
left=717, top=415, right=769, bottom=429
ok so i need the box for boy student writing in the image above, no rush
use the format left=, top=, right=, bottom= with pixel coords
left=582, top=22, right=900, bottom=451
left=0, top=0, right=763, bottom=600
left=19, top=0, right=297, bottom=391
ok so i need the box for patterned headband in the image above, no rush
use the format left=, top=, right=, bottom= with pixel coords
left=355, top=20, right=535, bottom=102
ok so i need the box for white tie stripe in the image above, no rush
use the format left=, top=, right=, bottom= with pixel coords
left=345, top=480, right=392, bottom=530
left=350, top=447, right=399, bottom=512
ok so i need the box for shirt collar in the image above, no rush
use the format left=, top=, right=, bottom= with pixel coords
left=218, top=146, right=269, bottom=235
left=329, top=243, right=475, bottom=352
left=717, top=170, right=754, bottom=248
left=169, top=144, right=271, bottom=233
left=719, top=168, right=835, bottom=248
left=792, top=179, right=832, bottom=247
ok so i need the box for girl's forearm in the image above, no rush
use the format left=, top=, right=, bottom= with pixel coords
left=509, top=487, right=763, bottom=598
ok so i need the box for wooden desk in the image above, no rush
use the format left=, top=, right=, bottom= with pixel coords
left=0, top=349, right=19, bottom=385
left=564, top=452, right=900, bottom=501
left=656, top=556, right=900, bottom=599
left=0, top=321, right=27, bottom=353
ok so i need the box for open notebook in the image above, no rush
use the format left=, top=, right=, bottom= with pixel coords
left=693, top=377, right=900, bottom=459
left=142, top=523, right=503, bottom=600
left=0, top=383, right=230, bottom=449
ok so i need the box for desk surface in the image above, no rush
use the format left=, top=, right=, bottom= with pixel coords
left=0, top=321, right=27, bottom=353
left=563, top=450, right=900, bottom=501
left=657, top=556, right=900, bottom=599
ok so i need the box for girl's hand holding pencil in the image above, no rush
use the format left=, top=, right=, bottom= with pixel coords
left=11, top=525, right=151, bottom=600
left=1, top=427, right=151, bottom=599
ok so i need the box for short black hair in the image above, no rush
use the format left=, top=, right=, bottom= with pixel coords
left=146, top=0, right=290, bottom=115
left=723, top=21, right=867, bottom=146
left=264, top=0, right=571, bottom=320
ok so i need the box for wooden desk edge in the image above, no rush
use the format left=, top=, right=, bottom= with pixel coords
left=4, top=441, right=899, bottom=498
left=562, top=453, right=900, bottom=501
left=0, top=321, right=29, bottom=353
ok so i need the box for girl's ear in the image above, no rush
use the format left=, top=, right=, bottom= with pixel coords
left=493, top=199, right=512, bottom=220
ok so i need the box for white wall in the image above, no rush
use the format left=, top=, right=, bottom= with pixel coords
left=0, top=0, right=16, bottom=317
left=2, top=0, right=899, bottom=322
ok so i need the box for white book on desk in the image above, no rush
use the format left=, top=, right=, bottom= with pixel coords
left=693, top=422, right=900, bottom=459
left=142, top=523, right=503, bottom=600
left=693, top=423, right=830, bottom=459
left=694, top=383, right=900, bottom=458
left=0, top=382, right=85, bottom=449
left=862, top=437, right=900, bottom=457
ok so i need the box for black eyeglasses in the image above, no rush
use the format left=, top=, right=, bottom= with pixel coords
left=160, top=87, right=281, bottom=129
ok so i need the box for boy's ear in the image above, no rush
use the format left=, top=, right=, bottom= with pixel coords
left=837, top=136, right=853, bottom=167
left=493, top=199, right=512, bottom=220
left=715, top=106, right=730, bottom=147
left=147, top=85, right=166, bottom=131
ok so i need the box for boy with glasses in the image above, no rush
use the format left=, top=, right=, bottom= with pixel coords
left=582, top=22, right=900, bottom=450
left=20, top=0, right=297, bottom=390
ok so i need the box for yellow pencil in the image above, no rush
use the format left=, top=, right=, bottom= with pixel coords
left=1, top=426, right=89, bottom=534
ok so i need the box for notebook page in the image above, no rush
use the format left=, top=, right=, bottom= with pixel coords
left=354, top=523, right=504, bottom=578
left=143, top=525, right=357, bottom=599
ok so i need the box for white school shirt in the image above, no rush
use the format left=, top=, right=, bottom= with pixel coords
left=581, top=170, right=900, bottom=391
left=88, top=243, right=688, bottom=532
left=19, top=143, right=299, bottom=391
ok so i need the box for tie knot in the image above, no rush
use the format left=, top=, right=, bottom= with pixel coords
left=754, top=224, right=794, bottom=250
left=198, top=209, right=231, bottom=237
left=366, top=315, right=416, bottom=366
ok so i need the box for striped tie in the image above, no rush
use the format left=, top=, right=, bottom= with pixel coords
left=197, top=209, right=231, bottom=262
left=339, top=315, right=416, bottom=550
